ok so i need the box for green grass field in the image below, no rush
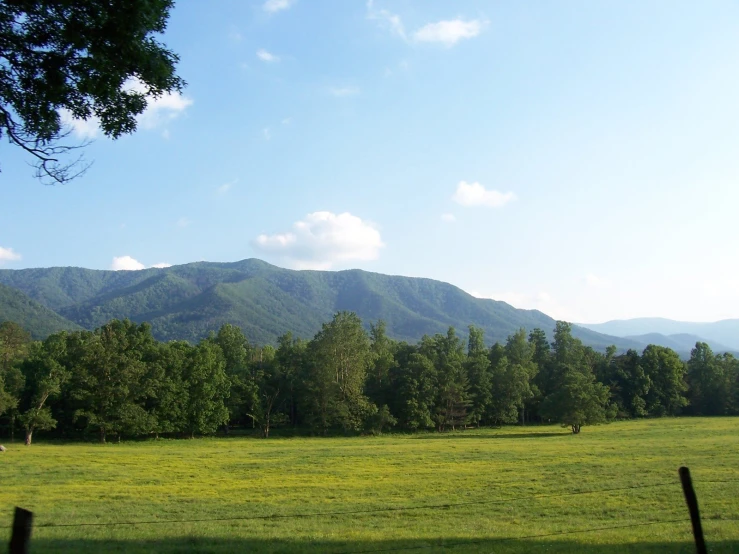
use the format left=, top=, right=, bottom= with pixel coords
left=1, top=418, right=738, bottom=553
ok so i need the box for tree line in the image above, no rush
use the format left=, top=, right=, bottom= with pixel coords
left=0, top=313, right=737, bottom=444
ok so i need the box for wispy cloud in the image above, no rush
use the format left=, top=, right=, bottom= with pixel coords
left=441, top=213, right=456, bottom=223
left=329, top=86, right=360, bottom=97
left=366, top=0, right=406, bottom=41
left=263, top=127, right=272, bottom=140
left=217, top=179, right=238, bottom=195
left=452, top=181, right=516, bottom=208
left=0, top=246, right=21, bottom=264
left=228, top=26, right=243, bottom=43
left=177, top=217, right=191, bottom=228
left=256, top=48, right=280, bottom=63
left=263, top=0, right=295, bottom=13
left=367, top=2, right=486, bottom=47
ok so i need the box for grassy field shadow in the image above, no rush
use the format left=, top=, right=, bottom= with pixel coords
left=25, top=537, right=739, bottom=554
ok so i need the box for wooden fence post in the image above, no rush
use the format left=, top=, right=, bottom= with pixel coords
left=679, top=466, right=707, bottom=554
left=9, top=507, right=33, bottom=554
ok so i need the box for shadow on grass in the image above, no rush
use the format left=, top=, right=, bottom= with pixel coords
left=23, top=537, right=739, bottom=554
left=411, top=431, right=566, bottom=440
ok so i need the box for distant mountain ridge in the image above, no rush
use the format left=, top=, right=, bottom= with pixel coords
left=579, top=317, right=739, bottom=352
left=0, top=259, right=646, bottom=349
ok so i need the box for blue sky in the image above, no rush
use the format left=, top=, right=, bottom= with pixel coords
left=2, top=0, right=739, bottom=324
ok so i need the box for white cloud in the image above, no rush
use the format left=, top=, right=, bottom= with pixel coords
left=263, top=127, right=272, bottom=140
left=59, top=109, right=101, bottom=139
left=585, top=273, right=611, bottom=288
left=329, top=86, right=360, bottom=97
left=282, top=117, right=292, bottom=125
left=263, top=0, right=295, bottom=13
left=217, top=179, right=237, bottom=195
left=252, top=211, right=384, bottom=270
left=126, top=79, right=193, bottom=131
left=452, top=181, right=516, bottom=208
left=111, top=257, right=172, bottom=271
left=0, top=246, right=21, bottom=264
left=441, top=213, right=456, bottom=223
left=413, top=19, right=486, bottom=46
left=177, top=217, right=191, bottom=228
left=366, top=0, right=407, bottom=40
left=256, top=49, right=280, bottom=63
left=111, top=256, right=146, bottom=271
left=60, top=79, right=193, bottom=139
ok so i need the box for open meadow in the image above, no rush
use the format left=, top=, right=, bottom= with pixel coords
left=1, top=418, right=738, bottom=553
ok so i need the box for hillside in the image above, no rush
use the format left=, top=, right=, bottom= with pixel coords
left=0, top=259, right=641, bottom=348
left=580, top=318, right=739, bottom=351
left=0, top=283, right=82, bottom=339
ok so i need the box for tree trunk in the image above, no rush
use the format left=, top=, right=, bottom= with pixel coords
left=24, top=429, right=33, bottom=446
left=99, top=426, right=106, bottom=443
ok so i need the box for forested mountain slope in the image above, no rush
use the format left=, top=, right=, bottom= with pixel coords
left=0, top=259, right=641, bottom=348
left=0, top=283, right=81, bottom=339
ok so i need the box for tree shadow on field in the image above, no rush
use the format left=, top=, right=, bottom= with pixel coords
left=21, top=537, right=739, bottom=554
left=411, top=431, right=566, bottom=440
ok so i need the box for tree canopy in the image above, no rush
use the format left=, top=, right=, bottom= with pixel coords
left=0, top=0, right=183, bottom=183
left=1, top=313, right=735, bottom=443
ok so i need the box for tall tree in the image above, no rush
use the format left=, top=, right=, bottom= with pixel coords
left=303, top=312, right=374, bottom=433
left=539, top=322, right=610, bottom=433
left=182, top=341, right=230, bottom=437
left=640, top=345, right=687, bottom=416
left=275, top=332, right=306, bottom=427
left=391, top=351, right=436, bottom=430
left=0, top=322, right=30, bottom=431
left=466, top=326, right=491, bottom=427
left=366, top=320, right=396, bottom=409
left=143, top=341, right=191, bottom=437
left=17, top=332, right=70, bottom=445
left=687, top=342, right=729, bottom=415
left=603, top=350, right=651, bottom=418
left=71, top=320, right=156, bottom=442
left=0, top=0, right=184, bottom=183
left=504, top=329, right=538, bottom=424
left=422, top=328, right=470, bottom=431
left=211, top=324, right=252, bottom=429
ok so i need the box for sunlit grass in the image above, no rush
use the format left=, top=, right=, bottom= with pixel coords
left=1, top=418, right=738, bottom=553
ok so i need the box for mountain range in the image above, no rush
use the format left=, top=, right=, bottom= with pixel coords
left=0, top=258, right=643, bottom=349
left=579, top=318, right=739, bottom=352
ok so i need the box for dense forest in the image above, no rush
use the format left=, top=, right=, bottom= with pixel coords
left=0, top=314, right=737, bottom=444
